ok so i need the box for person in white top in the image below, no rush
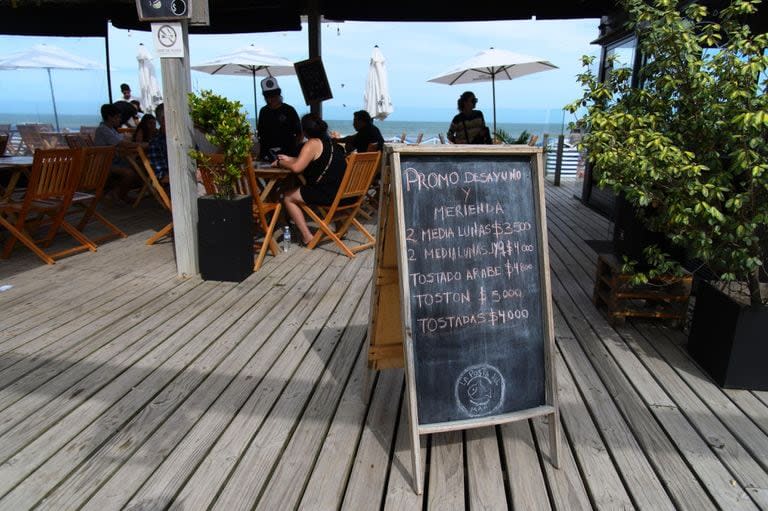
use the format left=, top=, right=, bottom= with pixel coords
left=120, top=83, right=140, bottom=103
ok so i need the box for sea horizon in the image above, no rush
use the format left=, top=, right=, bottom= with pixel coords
left=0, top=112, right=571, bottom=144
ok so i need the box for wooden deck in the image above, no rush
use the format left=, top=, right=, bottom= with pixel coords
left=0, top=179, right=766, bottom=510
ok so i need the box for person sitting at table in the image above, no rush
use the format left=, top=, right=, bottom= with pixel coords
left=132, top=113, right=157, bottom=144
left=94, top=103, right=141, bottom=203
left=145, top=103, right=169, bottom=185
left=332, top=110, right=384, bottom=154
left=275, top=113, right=347, bottom=246
left=113, top=99, right=140, bottom=129
left=256, top=77, right=302, bottom=162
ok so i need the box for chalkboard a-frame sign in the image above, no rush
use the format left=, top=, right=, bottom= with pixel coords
left=380, top=144, right=560, bottom=494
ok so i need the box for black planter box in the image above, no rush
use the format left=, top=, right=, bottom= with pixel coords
left=612, top=194, right=685, bottom=268
left=688, top=280, right=768, bottom=390
left=198, top=194, right=253, bottom=283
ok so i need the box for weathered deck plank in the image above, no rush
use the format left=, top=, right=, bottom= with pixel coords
left=0, top=180, right=764, bottom=510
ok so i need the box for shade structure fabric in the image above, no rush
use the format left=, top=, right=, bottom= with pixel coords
left=364, top=46, right=394, bottom=121
left=0, top=44, right=103, bottom=131
left=427, top=48, right=557, bottom=133
left=191, top=45, right=295, bottom=122
left=137, top=43, right=163, bottom=115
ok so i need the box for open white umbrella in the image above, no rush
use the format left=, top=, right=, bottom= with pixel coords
left=0, top=44, right=103, bottom=131
left=137, top=43, right=163, bottom=115
left=428, top=48, right=557, bottom=133
left=364, top=45, right=394, bottom=121
left=191, top=44, right=295, bottom=122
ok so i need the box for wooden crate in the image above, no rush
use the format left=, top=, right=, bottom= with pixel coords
left=592, top=253, right=692, bottom=326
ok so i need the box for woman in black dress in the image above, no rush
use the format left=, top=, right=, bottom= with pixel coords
left=274, top=113, right=347, bottom=245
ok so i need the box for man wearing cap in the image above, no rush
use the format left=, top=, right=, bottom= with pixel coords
left=256, top=77, right=302, bottom=162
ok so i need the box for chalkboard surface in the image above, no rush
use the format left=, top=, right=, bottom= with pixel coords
left=294, top=58, right=333, bottom=105
left=398, top=154, right=545, bottom=425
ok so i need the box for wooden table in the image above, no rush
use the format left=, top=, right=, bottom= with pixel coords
left=0, top=156, right=33, bottom=200
left=253, top=166, right=294, bottom=201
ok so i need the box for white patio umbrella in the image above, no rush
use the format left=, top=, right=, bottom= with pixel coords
left=137, top=43, right=163, bottom=115
left=0, top=44, right=103, bottom=131
left=428, top=48, right=557, bottom=134
left=364, top=46, right=394, bottom=121
left=191, top=44, right=295, bottom=122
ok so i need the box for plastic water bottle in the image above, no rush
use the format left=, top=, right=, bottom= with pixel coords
left=282, top=225, right=291, bottom=252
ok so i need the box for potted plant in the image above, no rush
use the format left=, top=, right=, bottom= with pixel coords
left=567, top=0, right=768, bottom=388
left=188, top=89, right=255, bottom=283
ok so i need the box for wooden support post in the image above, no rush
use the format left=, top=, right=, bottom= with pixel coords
left=307, top=6, right=322, bottom=118
left=553, top=134, right=564, bottom=186
left=160, top=22, right=199, bottom=278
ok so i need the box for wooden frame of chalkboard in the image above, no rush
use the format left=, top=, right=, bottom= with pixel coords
left=379, top=144, right=560, bottom=494
left=293, top=57, right=333, bottom=105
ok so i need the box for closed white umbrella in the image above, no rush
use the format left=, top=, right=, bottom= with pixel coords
left=0, top=44, right=103, bottom=131
left=137, top=43, right=163, bottom=115
left=428, top=48, right=557, bottom=133
left=364, top=46, right=393, bottom=121
left=191, top=44, right=295, bottom=122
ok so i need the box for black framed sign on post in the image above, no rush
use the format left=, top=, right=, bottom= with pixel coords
left=293, top=57, right=333, bottom=105
left=376, top=144, right=560, bottom=494
left=135, top=0, right=193, bottom=20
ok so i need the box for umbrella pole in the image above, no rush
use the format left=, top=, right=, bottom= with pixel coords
left=252, top=69, right=258, bottom=128
left=47, top=68, right=60, bottom=132
left=491, top=74, right=496, bottom=136
left=105, top=31, right=113, bottom=104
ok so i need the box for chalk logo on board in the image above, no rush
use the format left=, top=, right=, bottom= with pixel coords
left=455, top=364, right=505, bottom=417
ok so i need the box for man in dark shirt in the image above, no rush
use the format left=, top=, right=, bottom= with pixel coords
left=333, top=110, right=385, bottom=154
left=256, top=77, right=302, bottom=162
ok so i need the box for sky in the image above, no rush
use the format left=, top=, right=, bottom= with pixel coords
left=0, top=18, right=601, bottom=125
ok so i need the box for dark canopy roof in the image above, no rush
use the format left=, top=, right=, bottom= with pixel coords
left=0, top=0, right=615, bottom=37
left=2, top=1, right=762, bottom=40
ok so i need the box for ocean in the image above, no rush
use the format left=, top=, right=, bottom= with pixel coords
left=0, top=113, right=568, bottom=144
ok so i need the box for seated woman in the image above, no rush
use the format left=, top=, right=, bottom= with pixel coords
left=132, top=114, right=157, bottom=144
left=274, top=113, right=347, bottom=246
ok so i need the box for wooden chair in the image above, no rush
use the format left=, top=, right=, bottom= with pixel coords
left=0, top=148, right=97, bottom=264
left=359, top=144, right=383, bottom=219
left=123, top=145, right=166, bottom=208
left=39, top=131, right=67, bottom=148
left=69, top=146, right=127, bottom=244
left=79, top=126, right=98, bottom=137
left=300, top=151, right=381, bottom=257
left=197, top=153, right=282, bottom=271
left=65, top=133, right=94, bottom=149
left=16, top=123, right=49, bottom=154
left=124, top=146, right=173, bottom=245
